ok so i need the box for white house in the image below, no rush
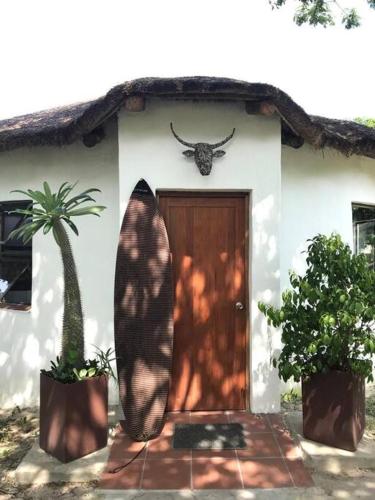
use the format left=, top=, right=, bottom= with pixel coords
left=0, top=77, right=374, bottom=413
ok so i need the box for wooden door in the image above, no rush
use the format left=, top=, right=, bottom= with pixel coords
left=158, top=193, right=248, bottom=411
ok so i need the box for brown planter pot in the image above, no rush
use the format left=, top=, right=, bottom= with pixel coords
left=39, top=373, right=108, bottom=462
left=302, top=370, right=365, bottom=451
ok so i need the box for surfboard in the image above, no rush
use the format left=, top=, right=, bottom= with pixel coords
left=114, top=179, right=174, bottom=441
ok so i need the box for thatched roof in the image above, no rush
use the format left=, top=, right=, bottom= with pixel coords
left=0, top=76, right=374, bottom=159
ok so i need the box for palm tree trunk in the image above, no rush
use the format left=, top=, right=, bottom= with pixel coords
left=54, top=219, right=84, bottom=367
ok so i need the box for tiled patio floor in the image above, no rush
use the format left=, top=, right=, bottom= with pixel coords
left=99, top=411, right=314, bottom=490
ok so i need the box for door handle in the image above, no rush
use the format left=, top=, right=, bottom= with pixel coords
left=235, top=301, right=244, bottom=311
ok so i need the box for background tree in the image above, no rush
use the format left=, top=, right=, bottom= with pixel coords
left=355, top=117, right=375, bottom=128
left=270, top=1, right=375, bottom=29
left=259, top=234, right=375, bottom=383
left=9, top=182, right=105, bottom=368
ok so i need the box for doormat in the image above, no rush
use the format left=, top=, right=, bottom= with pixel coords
left=173, top=423, right=246, bottom=449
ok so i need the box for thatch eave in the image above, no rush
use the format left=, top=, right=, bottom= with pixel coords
left=0, top=76, right=374, bottom=160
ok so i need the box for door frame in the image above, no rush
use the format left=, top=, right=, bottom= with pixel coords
left=156, top=189, right=251, bottom=411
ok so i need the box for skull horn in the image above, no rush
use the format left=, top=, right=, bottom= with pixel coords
left=211, top=128, right=236, bottom=149
left=170, top=123, right=195, bottom=148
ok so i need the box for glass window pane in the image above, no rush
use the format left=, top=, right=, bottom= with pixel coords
left=0, top=201, right=32, bottom=306
left=353, top=204, right=375, bottom=270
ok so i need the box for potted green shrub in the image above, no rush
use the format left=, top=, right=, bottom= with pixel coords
left=259, top=233, right=375, bottom=451
left=9, top=182, right=115, bottom=462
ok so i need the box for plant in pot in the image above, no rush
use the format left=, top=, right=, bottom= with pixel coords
left=9, top=181, right=115, bottom=462
left=259, top=233, right=375, bottom=451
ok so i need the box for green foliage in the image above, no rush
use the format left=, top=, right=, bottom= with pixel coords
left=269, top=0, right=375, bottom=29
left=41, top=347, right=117, bottom=384
left=94, top=345, right=118, bottom=382
left=281, top=388, right=301, bottom=404
left=8, top=182, right=106, bottom=369
left=355, top=117, right=375, bottom=128
left=294, top=0, right=334, bottom=28
left=368, top=394, right=375, bottom=417
left=259, top=233, right=375, bottom=383
left=8, top=181, right=105, bottom=244
left=342, top=8, right=361, bottom=28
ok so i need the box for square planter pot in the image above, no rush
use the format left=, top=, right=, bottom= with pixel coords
left=39, top=372, right=108, bottom=462
left=302, top=370, right=365, bottom=451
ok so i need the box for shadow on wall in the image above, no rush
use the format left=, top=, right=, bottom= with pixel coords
left=0, top=192, right=281, bottom=413
left=113, top=188, right=282, bottom=422
left=114, top=188, right=282, bottom=418
left=115, top=196, right=247, bottom=422
left=0, top=247, right=62, bottom=408
left=0, top=124, right=120, bottom=409
left=114, top=192, right=173, bottom=439
left=0, top=226, right=117, bottom=409
left=170, top=262, right=243, bottom=412
left=251, top=193, right=281, bottom=412
left=165, top=203, right=247, bottom=412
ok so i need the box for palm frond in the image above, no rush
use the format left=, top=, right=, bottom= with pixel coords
left=65, top=189, right=101, bottom=208
left=67, top=205, right=106, bottom=217
left=9, top=220, right=45, bottom=243
left=57, top=182, right=76, bottom=202
left=9, top=208, right=42, bottom=217
left=43, top=181, right=52, bottom=199
left=9, top=182, right=106, bottom=242
left=64, top=218, right=79, bottom=236
left=10, top=189, right=31, bottom=197
left=43, top=221, right=53, bottom=235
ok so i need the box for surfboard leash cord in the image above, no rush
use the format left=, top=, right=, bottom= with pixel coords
left=108, top=442, right=147, bottom=474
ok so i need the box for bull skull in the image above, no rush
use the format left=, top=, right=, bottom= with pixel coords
left=170, top=123, right=235, bottom=176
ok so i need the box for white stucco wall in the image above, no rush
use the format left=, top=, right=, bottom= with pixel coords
left=0, top=119, right=119, bottom=408
left=118, top=100, right=282, bottom=413
left=281, top=145, right=375, bottom=292
left=280, top=146, right=375, bottom=393
left=2, top=104, right=373, bottom=412
left=2, top=101, right=373, bottom=412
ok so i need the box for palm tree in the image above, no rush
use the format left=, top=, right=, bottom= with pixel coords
left=9, top=182, right=105, bottom=368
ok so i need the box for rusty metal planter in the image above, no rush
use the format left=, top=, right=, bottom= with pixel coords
left=302, top=370, right=365, bottom=452
left=39, top=373, right=108, bottom=462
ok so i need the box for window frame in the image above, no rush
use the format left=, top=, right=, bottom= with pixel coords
left=0, top=200, right=32, bottom=311
left=352, top=202, right=375, bottom=271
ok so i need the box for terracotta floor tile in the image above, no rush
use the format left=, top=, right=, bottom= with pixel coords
left=239, top=458, right=294, bottom=488
left=267, top=413, right=288, bottom=433
left=286, top=459, right=314, bottom=487
left=237, top=433, right=281, bottom=458
left=275, top=431, right=301, bottom=459
left=101, top=413, right=313, bottom=491
left=108, top=435, right=148, bottom=460
left=161, top=423, right=175, bottom=437
left=166, top=412, right=191, bottom=423
left=190, top=412, right=230, bottom=424
left=99, top=460, right=144, bottom=489
left=192, top=449, right=237, bottom=459
left=192, top=457, right=242, bottom=489
left=142, top=458, right=191, bottom=489
left=228, top=412, right=272, bottom=433
left=191, top=411, right=228, bottom=416
left=106, top=453, right=147, bottom=473
left=147, top=435, right=192, bottom=459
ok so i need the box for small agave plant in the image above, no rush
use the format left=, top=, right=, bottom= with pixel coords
left=9, top=181, right=106, bottom=373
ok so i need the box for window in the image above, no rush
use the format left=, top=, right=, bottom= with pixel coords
left=352, top=203, right=375, bottom=270
left=0, top=201, right=32, bottom=308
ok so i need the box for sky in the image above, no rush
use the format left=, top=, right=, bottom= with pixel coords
left=0, top=0, right=373, bottom=121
